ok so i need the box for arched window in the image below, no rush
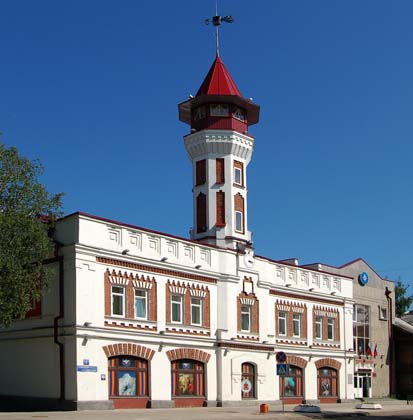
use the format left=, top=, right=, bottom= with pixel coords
left=241, top=362, right=256, bottom=399
left=171, top=359, right=205, bottom=397
left=280, top=365, right=303, bottom=398
left=317, top=367, right=338, bottom=398
left=108, top=356, right=148, bottom=397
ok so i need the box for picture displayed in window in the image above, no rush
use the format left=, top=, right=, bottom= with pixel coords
left=283, top=377, right=296, bottom=396
left=320, top=378, right=331, bottom=396
left=118, top=371, right=136, bottom=396
left=108, top=356, right=148, bottom=397
left=241, top=362, right=255, bottom=398
left=171, top=359, right=205, bottom=397
left=178, top=373, right=195, bottom=395
left=280, top=365, right=303, bottom=398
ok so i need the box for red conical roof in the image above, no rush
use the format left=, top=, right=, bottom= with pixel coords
left=196, top=55, right=242, bottom=97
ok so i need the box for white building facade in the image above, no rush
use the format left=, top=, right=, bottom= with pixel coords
left=0, top=212, right=355, bottom=409
left=0, top=53, right=368, bottom=410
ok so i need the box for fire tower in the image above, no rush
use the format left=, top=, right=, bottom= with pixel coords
left=178, top=54, right=260, bottom=250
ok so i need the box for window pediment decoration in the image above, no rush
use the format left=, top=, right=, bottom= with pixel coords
left=168, top=280, right=209, bottom=297
left=107, top=269, right=156, bottom=287
left=240, top=297, right=255, bottom=306
left=108, top=269, right=129, bottom=286
left=189, top=286, right=207, bottom=298
left=132, top=279, right=153, bottom=289
left=276, top=299, right=305, bottom=313
left=314, top=305, right=338, bottom=318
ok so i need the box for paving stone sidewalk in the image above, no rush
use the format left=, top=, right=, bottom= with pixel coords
left=0, top=400, right=412, bottom=420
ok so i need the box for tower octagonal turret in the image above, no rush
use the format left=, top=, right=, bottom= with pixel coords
left=179, top=55, right=260, bottom=250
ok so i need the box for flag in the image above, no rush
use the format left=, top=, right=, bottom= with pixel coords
left=373, top=344, right=378, bottom=358
left=366, top=343, right=372, bottom=356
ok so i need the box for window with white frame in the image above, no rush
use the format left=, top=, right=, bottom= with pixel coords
left=315, top=316, right=322, bottom=339
left=171, top=295, right=183, bottom=323
left=293, top=313, right=301, bottom=337
left=191, top=297, right=202, bottom=326
left=235, top=211, right=243, bottom=232
left=241, top=305, right=251, bottom=332
left=134, top=289, right=147, bottom=319
left=234, top=166, right=242, bottom=185
left=327, top=318, right=335, bottom=340
left=111, top=286, right=125, bottom=317
left=278, top=311, right=287, bottom=336
left=379, top=306, right=388, bottom=320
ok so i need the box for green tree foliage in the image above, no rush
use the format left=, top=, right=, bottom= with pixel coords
left=0, top=144, right=63, bottom=326
left=395, top=277, right=413, bottom=317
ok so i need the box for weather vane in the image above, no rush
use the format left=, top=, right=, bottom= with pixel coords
left=204, top=1, right=234, bottom=56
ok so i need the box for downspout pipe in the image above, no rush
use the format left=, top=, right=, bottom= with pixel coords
left=385, top=287, right=393, bottom=396
left=52, top=244, right=65, bottom=402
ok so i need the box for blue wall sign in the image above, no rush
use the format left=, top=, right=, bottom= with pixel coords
left=77, top=365, right=97, bottom=372
left=277, top=364, right=289, bottom=376
left=359, top=272, right=369, bottom=286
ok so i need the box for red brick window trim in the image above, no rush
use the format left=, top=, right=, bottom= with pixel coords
left=103, top=343, right=155, bottom=360
left=237, top=292, right=259, bottom=334
left=196, top=159, right=206, bottom=186
left=216, top=190, right=225, bottom=227
left=166, top=348, right=211, bottom=363
left=313, top=306, right=340, bottom=342
left=216, top=158, right=225, bottom=184
left=315, top=358, right=342, bottom=370
left=275, top=300, right=307, bottom=339
left=104, top=269, right=157, bottom=321
left=166, top=281, right=210, bottom=329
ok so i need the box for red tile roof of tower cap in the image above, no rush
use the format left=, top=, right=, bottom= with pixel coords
left=178, top=54, right=260, bottom=126
left=196, top=55, right=242, bottom=97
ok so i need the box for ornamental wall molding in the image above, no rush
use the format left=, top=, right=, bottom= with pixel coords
left=167, top=280, right=209, bottom=297
left=276, top=299, right=306, bottom=313
left=107, top=269, right=155, bottom=287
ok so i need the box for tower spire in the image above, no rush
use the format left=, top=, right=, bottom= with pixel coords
left=204, top=3, right=234, bottom=57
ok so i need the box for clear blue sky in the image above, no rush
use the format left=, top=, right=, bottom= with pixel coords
left=2, top=1, right=413, bottom=295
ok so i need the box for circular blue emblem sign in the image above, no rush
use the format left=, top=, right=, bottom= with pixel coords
left=359, top=272, right=369, bottom=286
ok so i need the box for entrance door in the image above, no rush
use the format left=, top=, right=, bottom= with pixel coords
left=354, top=376, right=362, bottom=398
left=354, top=372, right=372, bottom=399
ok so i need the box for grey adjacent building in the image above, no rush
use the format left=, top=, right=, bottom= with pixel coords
left=303, top=258, right=395, bottom=398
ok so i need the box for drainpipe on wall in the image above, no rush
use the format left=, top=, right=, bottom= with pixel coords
left=53, top=245, right=65, bottom=402
left=385, top=287, right=393, bottom=396
left=343, top=299, right=348, bottom=401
